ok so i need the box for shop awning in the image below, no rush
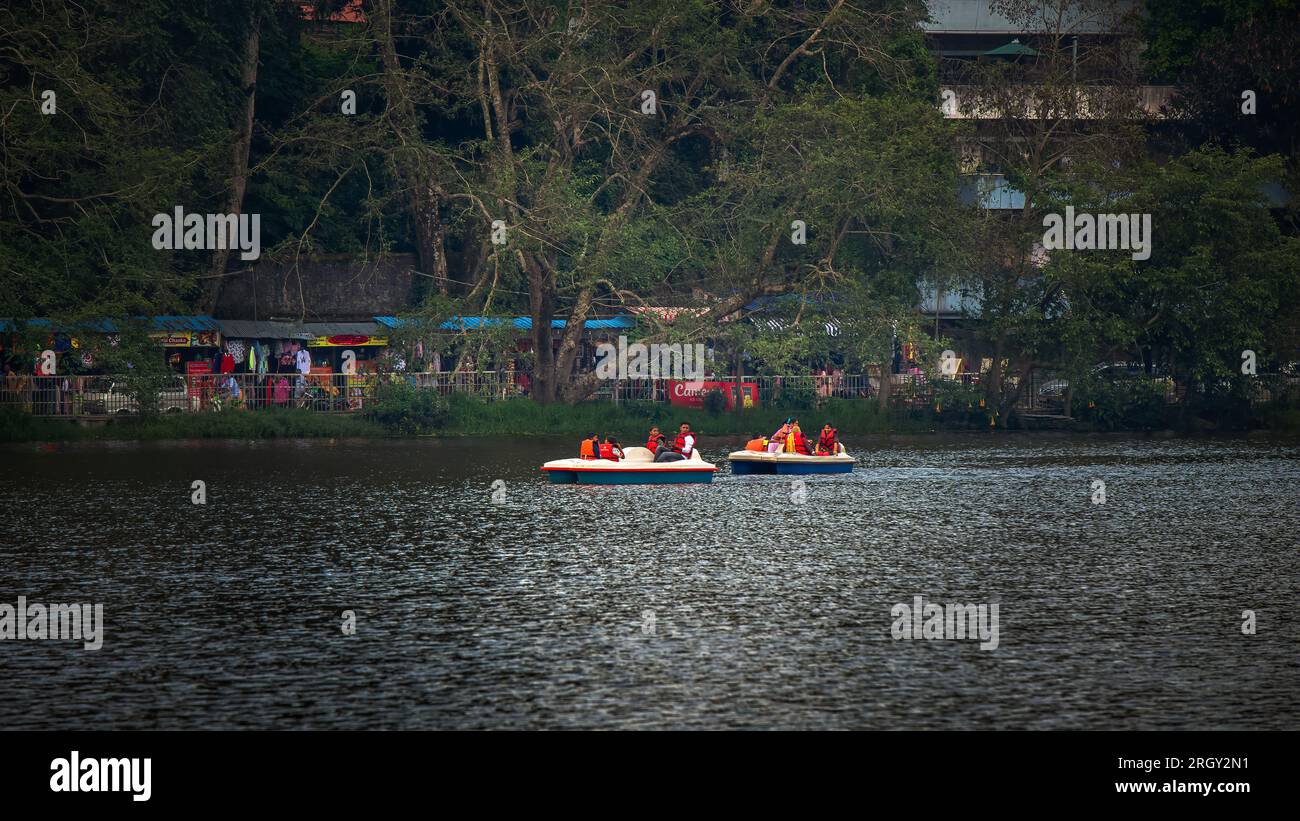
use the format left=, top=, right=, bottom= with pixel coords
left=215, top=319, right=312, bottom=339
left=1, top=315, right=219, bottom=333
left=303, top=321, right=384, bottom=337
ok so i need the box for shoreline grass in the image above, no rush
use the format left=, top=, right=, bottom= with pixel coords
left=2, top=395, right=1296, bottom=442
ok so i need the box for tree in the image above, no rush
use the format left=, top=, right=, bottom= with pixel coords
left=948, top=0, right=1147, bottom=424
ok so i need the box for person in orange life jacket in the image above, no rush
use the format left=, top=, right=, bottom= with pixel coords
left=816, top=424, right=839, bottom=456
left=579, top=433, right=600, bottom=460
left=645, top=426, right=661, bottom=451
left=744, top=432, right=767, bottom=451
left=600, top=437, right=624, bottom=461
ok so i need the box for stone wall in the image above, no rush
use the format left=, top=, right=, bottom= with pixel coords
left=213, top=254, right=417, bottom=320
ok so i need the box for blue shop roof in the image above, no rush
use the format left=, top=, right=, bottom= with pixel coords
left=1, top=315, right=219, bottom=333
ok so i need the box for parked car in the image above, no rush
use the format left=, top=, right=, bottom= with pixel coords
left=81, top=377, right=188, bottom=415
left=1038, top=362, right=1171, bottom=398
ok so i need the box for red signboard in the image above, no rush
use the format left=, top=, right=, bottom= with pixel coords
left=185, top=361, right=213, bottom=407
left=666, top=380, right=758, bottom=410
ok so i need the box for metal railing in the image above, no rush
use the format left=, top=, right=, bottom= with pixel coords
left=0, top=375, right=192, bottom=416
left=753, top=373, right=982, bottom=403
left=16, top=370, right=1271, bottom=419
left=0, top=372, right=528, bottom=416
left=1, top=371, right=988, bottom=417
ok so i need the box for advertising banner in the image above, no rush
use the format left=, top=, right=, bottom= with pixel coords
left=666, top=380, right=757, bottom=410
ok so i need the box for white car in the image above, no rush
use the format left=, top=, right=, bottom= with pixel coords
left=81, top=377, right=188, bottom=415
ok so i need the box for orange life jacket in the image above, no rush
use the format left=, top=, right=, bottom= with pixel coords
left=580, top=438, right=598, bottom=459
left=744, top=438, right=766, bottom=451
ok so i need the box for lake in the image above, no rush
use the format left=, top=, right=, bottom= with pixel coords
left=2, top=434, right=1297, bottom=729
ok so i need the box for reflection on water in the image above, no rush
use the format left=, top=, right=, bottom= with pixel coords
left=1, top=434, right=1297, bottom=729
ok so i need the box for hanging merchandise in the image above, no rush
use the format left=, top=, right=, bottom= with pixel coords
left=225, top=339, right=246, bottom=363
left=248, top=344, right=256, bottom=371
left=220, top=352, right=236, bottom=373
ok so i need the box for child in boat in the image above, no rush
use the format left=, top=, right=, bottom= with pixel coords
left=645, top=426, right=661, bottom=451
left=815, top=424, right=839, bottom=455
left=744, top=433, right=767, bottom=451
left=580, top=433, right=600, bottom=460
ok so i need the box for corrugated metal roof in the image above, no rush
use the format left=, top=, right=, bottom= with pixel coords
left=302, top=321, right=384, bottom=336
left=150, top=315, right=220, bottom=331
left=215, top=319, right=313, bottom=339
left=1, top=315, right=218, bottom=333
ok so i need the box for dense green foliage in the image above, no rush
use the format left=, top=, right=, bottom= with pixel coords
left=2, top=1, right=1296, bottom=431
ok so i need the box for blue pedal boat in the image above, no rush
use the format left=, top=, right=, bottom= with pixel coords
left=542, top=446, right=716, bottom=484
left=727, top=445, right=854, bottom=475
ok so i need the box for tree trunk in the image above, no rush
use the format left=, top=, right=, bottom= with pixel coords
left=733, top=346, right=744, bottom=418
left=371, top=0, right=446, bottom=291
left=986, top=332, right=1006, bottom=427
left=202, top=12, right=260, bottom=313
left=527, top=258, right=557, bottom=404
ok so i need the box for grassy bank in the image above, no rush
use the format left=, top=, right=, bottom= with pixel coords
left=0, top=397, right=930, bottom=442
left=3, top=393, right=1297, bottom=442
left=0, top=408, right=382, bottom=442
left=438, top=395, right=933, bottom=437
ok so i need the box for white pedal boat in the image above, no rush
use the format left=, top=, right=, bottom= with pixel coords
left=542, top=446, right=716, bottom=484
left=727, top=443, right=854, bottom=475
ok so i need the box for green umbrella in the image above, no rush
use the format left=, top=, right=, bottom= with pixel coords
left=984, top=38, right=1039, bottom=57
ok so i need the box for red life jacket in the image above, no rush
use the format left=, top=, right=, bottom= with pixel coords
left=819, top=428, right=837, bottom=451
left=645, top=437, right=659, bottom=451
left=794, top=433, right=811, bottom=455
left=673, top=432, right=695, bottom=455
left=598, top=442, right=615, bottom=459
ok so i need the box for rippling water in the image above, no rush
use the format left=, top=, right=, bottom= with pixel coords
left=1, top=434, right=1297, bottom=729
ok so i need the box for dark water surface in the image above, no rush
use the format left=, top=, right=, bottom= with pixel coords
left=2, top=434, right=1297, bottom=730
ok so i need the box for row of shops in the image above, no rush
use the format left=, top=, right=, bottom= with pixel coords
left=1, top=316, right=398, bottom=379
left=1, top=315, right=644, bottom=403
